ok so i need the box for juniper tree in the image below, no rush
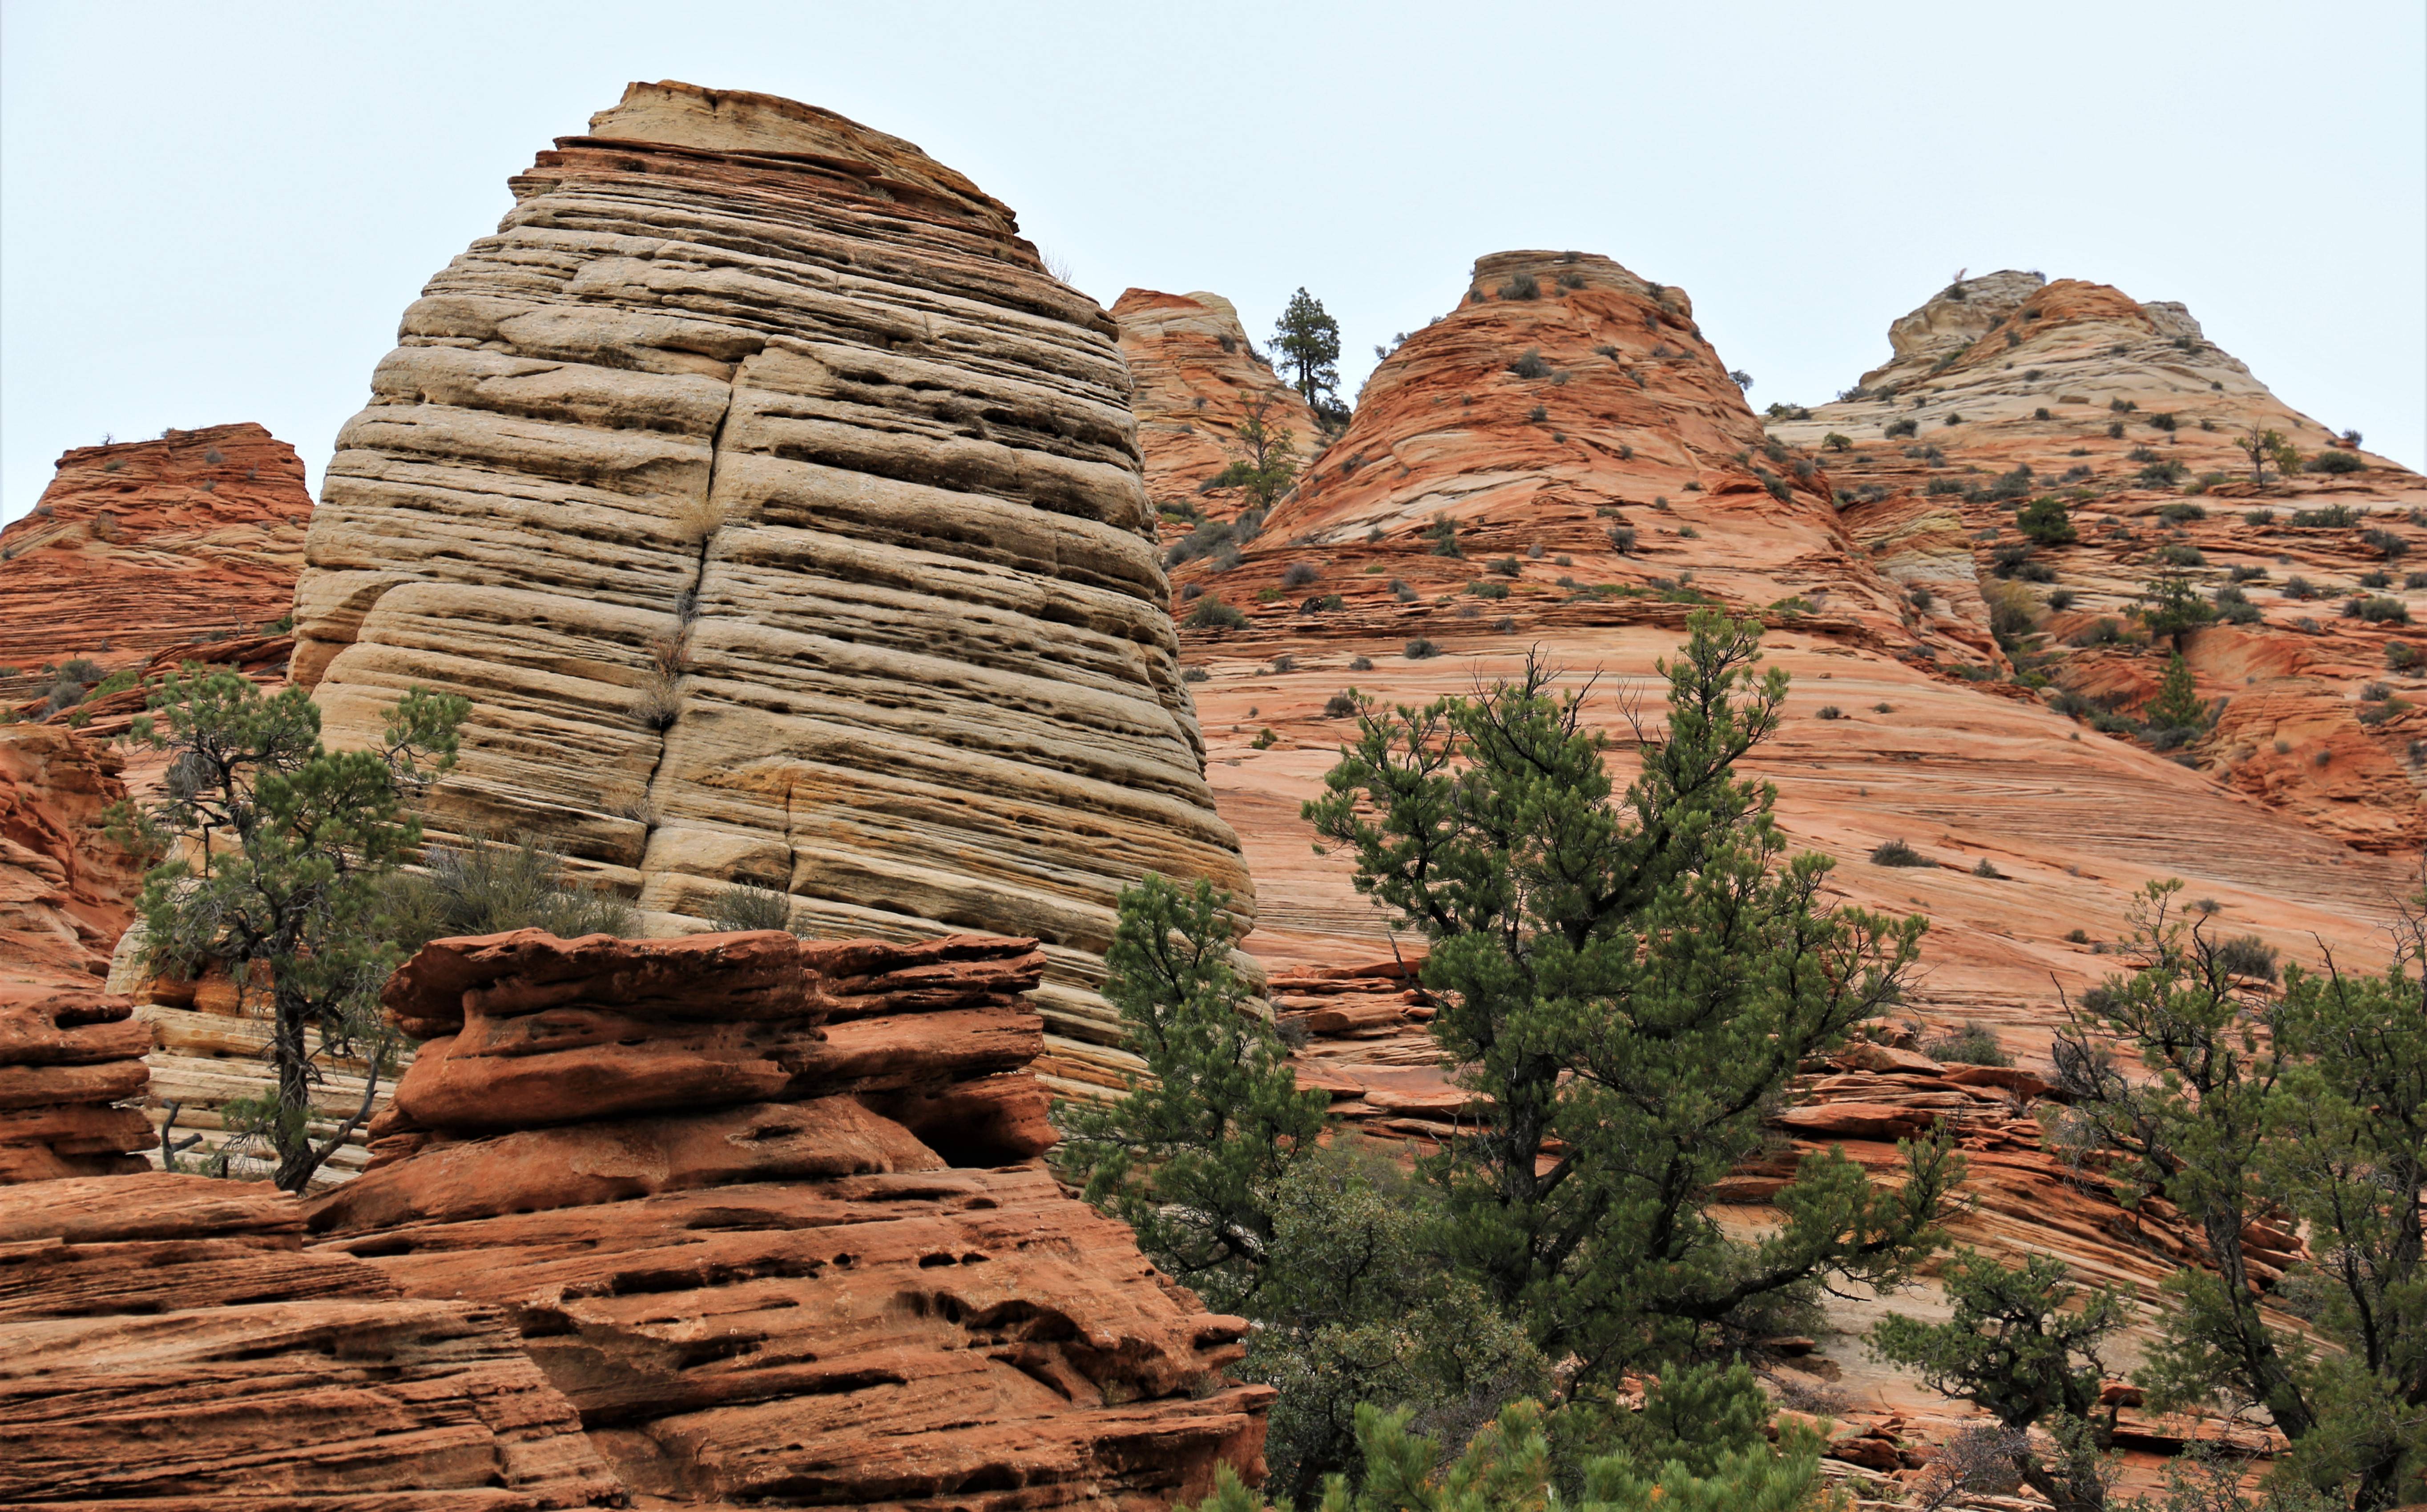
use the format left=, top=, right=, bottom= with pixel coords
left=110, top=666, right=467, bottom=1192
left=2143, top=653, right=2209, bottom=738
left=1210, top=393, right=1300, bottom=511
left=1305, top=610, right=1959, bottom=1380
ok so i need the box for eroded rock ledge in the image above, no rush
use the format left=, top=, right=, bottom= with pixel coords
left=0, top=927, right=1272, bottom=1508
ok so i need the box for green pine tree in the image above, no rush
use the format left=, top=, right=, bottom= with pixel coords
left=1051, top=873, right=1326, bottom=1309
left=2018, top=495, right=2079, bottom=546
left=1273, top=287, right=1344, bottom=421
left=1305, top=610, right=1960, bottom=1380
left=2142, top=652, right=2208, bottom=735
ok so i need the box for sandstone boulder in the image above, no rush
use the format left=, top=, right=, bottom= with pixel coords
left=290, top=82, right=1252, bottom=1097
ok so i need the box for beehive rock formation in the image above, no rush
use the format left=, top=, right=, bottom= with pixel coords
left=311, top=927, right=1272, bottom=1508
left=290, top=82, right=1251, bottom=1095
left=1113, top=288, right=1319, bottom=513
left=1769, top=272, right=2427, bottom=850
left=0, top=423, right=312, bottom=712
left=0, top=1171, right=625, bottom=1506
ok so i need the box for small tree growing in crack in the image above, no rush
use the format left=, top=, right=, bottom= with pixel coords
left=111, top=665, right=467, bottom=1192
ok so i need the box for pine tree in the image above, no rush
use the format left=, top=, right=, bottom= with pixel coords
left=1051, top=873, right=1326, bottom=1309
left=2142, top=652, right=2208, bottom=735
left=1273, top=287, right=1343, bottom=417
left=111, top=666, right=467, bottom=1191
left=1209, top=393, right=1299, bottom=510
left=1305, top=610, right=1959, bottom=1380
left=2018, top=495, right=2079, bottom=546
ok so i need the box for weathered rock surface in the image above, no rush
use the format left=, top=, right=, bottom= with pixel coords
left=1770, top=272, right=2426, bottom=850
left=1114, top=288, right=1319, bottom=513
left=309, top=927, right=1271, bottom=1510
left=0, top=1171, right=624, bottom=1507
left=0, top=423, right=312, bottom=709
left=290, top=81, right=1251, bottom=1096
left=0, top=725, right=152, bottom=1182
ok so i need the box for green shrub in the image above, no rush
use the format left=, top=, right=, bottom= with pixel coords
left=2350, top=597, right=2411, bottom=625
left=1404, top=638, right=1440, bottom=659
left=2303, top=449, right=2367, bottom=475
left=2290, top=504, right=2361, bottom=528
left=1508, top=349, right=1551, bottom=379
left=1427, top=516, right=1463, bottom=557
left=2157, top=501, right=2206, bottom=523
left=1814, top=705, right=1842, bottom=720
left=1186, top=597, right=1250, bottom=630
left=385, top=830, right=638, bottom=955
left=1499, top=272, right=1540, bottom=301
left=1869, top=838, right=1931, bottom=867
left=1469, top=581, right=1510, bottom=599
left=707, top=883, right=795, bottom=933
left=1884, top=417, right=1918, bottom=439
left=2017, top=496, right=2077, bottom=545
left=1282, top=561, right=1321, bottom=587
left=1922, top=1020, right=2010, bottom=1066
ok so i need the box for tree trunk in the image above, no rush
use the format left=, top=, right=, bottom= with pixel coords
left=269, top=977, right=318, bottom=1193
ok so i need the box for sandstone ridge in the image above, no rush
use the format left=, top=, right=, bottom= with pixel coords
left=1113, top=288, right=1320, bottom=513
left=290, top=81, right=1253, bottom=1097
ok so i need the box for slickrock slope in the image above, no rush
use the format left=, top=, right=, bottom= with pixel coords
left=1114, top=288, right=1319, bottom=512
left=291, top=81, right=1250, bottom=1094
left=0, top=423, right=311, bottom=707
left=0, top=1171, right=623, bottom=1507
left=310, top=927, right=1271, bottom=1510
left=1769, top=272, right=2427, bottom=850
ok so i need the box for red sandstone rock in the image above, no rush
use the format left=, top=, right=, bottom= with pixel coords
left=0, top=1173, right=621, bottom=1508
left=0, top=423, right=311, bottom=710
left=319, top=925, right=1269, bottom=1508
left=1115, top=288, right=1323, bottom=514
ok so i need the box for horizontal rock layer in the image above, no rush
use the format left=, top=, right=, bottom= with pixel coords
left=316, top=925, right=1270, bottom=1508
left=0, top=1171, right=622, bottom=1508
left=290, top=81, right=1251, bottom=1092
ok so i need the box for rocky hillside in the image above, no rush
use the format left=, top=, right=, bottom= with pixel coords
left=1770, top=271, right=2426, bottom=850
left=1113, top=287, right=1318, bottom=514
left=1148, top=256, right=2422, bottom=1490
left=290, top=81, right=1251, bottom=1097
left=0, top=423, right=310, bottom=709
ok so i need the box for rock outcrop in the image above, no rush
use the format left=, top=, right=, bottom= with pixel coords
left=0, top=423, right=311, bottom=711
left=0, top=1170, right=624, bottom=1506
left=0, top=725, right=151, bottom=1183
left=1769, top=272, right=2427, bottom=850
left=310, top=926, right=1271, bottom=1509
left=1169, top=250, right=1990, bottom=669
left=1114, top=288, right=1319, bottom=512
left=2, top=927, right=1272, bottom=1506
left=290, top=81, right=1251, bottom=1096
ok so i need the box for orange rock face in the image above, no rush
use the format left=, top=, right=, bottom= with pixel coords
left=1115, top=288, right=1320, bottom=514
left=1770, top=271, right=2426, bottom=851
left=311, top=927, right=1270, bottom=1509
left=0, top=1171, right=624, bottom=1507
left=0, top=423, right=311, bottom=707
left=0, top=725, right=151, bottom=1183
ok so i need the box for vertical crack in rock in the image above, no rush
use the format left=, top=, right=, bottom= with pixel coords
left=290, top=81, right=1254, bottom=1092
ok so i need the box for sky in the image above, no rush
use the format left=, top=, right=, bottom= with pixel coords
left=3, top=0, right=2422, bottom=524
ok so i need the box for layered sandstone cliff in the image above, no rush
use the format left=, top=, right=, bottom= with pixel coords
left=1113, top=288, right=1320, bottom=513
left=290, top=81, right=1252, bottom=1096
left=0, top=423, right=311, bottom=709
left=1770, top=272, right=2426, bottom=850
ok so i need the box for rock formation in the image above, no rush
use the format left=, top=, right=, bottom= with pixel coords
left=0, top=1170, right=625, bottom=1506
left=290, top=81, right=1251, bottom=1095
left=0, top=725, right=152, bottom=1183
left=2, top=927, right=1273, bottom=1506
left=1770, top=272, right=2426, bottom=850
left=0, top=423, right=311, bottom=712
left=1114, top=288, right=1319, bottom=513
left=310, top=926, right=1270, bottom=1508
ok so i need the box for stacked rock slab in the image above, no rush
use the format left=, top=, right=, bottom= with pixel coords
left=310, top=927, right=1271, bottom=1508
left=291, top=81, right=1252, bottom=1095
left=0, top=1171, right=623, bottom=1506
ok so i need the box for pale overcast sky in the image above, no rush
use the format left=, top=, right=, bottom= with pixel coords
left=4, top=0, right=2421, bottom=522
